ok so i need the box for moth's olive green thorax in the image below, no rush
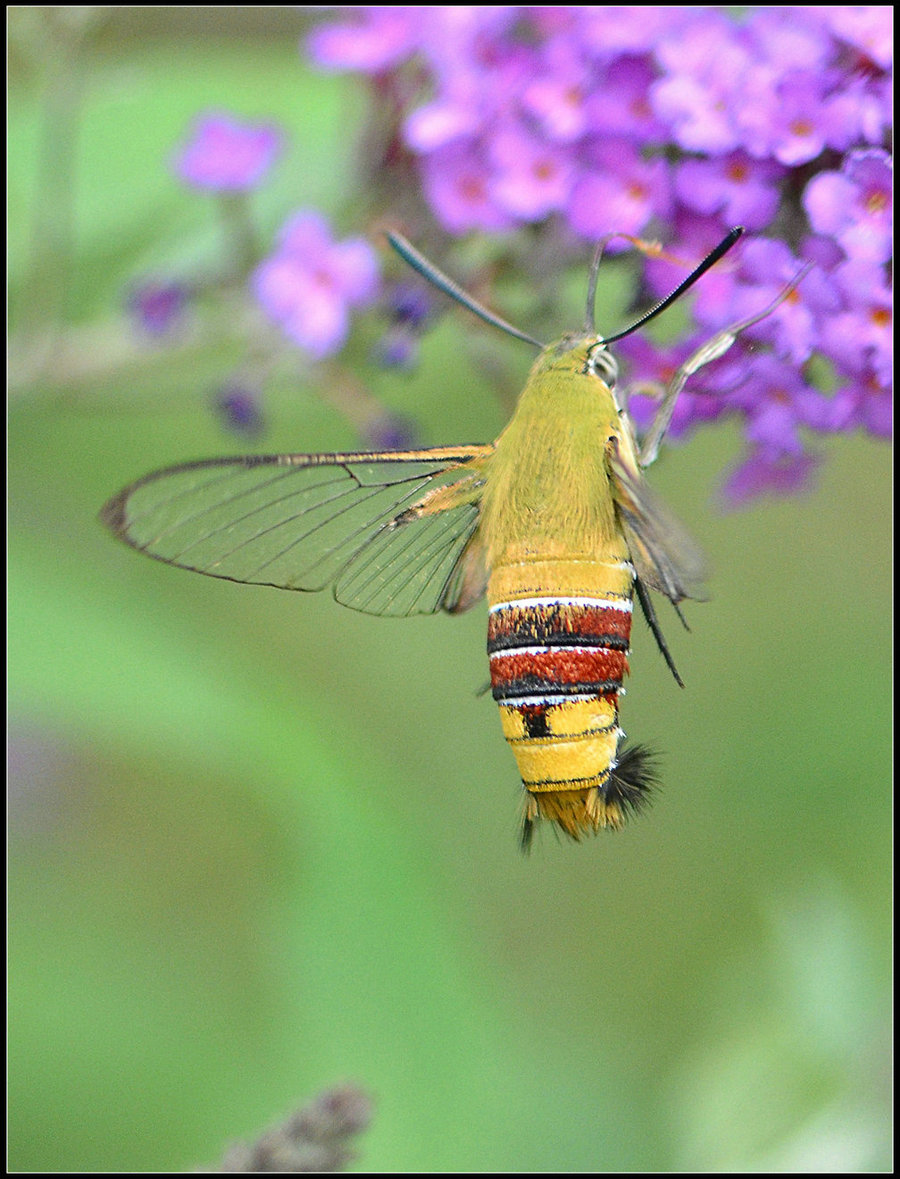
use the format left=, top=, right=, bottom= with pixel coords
left=535, top=332, right=620, bottom=389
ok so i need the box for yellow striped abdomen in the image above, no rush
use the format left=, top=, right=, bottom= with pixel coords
left=487, top=557, right=637, bottom=842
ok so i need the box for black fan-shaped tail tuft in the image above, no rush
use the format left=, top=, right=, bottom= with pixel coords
left=604, top=742, right=659, bottom=817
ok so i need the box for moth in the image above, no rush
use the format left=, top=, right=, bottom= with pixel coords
left=102, top=229, right=806, bottom=847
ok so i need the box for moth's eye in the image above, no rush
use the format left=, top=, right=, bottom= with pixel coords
left=588, top=345, right=618, bottom=386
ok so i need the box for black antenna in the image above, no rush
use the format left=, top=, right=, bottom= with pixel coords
left=598, top=227, right=744, bottom=345
left=387, top=232, right=545, bottom=350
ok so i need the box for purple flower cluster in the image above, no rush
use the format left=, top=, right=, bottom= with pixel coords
left=308, top=6, right=892, bottom=502
left=152, top=113, right=381, bottom=391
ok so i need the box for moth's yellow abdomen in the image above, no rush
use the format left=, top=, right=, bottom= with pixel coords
left=487, top=561, right=636, bottom=842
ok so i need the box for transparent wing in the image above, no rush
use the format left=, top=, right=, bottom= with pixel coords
left=609, top=445, right=707, bottom=605
left=101, top=446, right=493, bottom=617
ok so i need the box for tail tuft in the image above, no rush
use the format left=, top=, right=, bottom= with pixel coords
left=519, top=742, right=659, bottom=850
left=605, top=742, right=658, bottom=819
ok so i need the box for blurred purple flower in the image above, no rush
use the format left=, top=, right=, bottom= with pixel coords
left=252, top=211, right=379, bottom=358
left=803, top=149, right=892, bottom=265
left=487, top=123, right=575, bottom=221
left=363, top=411, right=419, bottom=450
left=374, top=329, right=419, bottom=370
left=856, top=380, right=893, bottom=437
left=743, top=6, right=832, bottom=72
left=385, top=283, right=432, bottom=331
left=421, top=141, right=514, bottom=233
left=819, top=260, right=892, bottom=388
left=568, top=139, right=672, bottom=239
left=721, top=353, right=828, bottom=456
left=585, top=56, right=668, bottom=143
left=127, top=279, right=189, bottom=337
left=307, top=6, right=416, bottom=72
left=413, top=8, right=521, bottom=87
left=721, top=450, right=821, bottom=507
left=405, top=93, right=481, bottom=154
left=374, top=282, right=432, bottom=369
left=674, top=152, right=784, bottom=231
left=174, top=111, right=283, bottom=193
left=520, top=39, right=593, bottom=144
left=755, top=70, right=860, bottom=165
left=577, top=5, right=696, bottom=56
left=213, top=382, right=265, bottom=437
left=815, top=260, right=892, bottom=439
left=816, top=5, right=893, bottom=70
left=650, top=15, right=753, bottom=153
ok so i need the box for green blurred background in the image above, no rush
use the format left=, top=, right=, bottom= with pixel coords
left=9, top=10, right=892, bottom=1172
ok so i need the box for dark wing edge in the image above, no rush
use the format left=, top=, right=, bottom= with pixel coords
left=100, top=446, right=494, bottom=617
